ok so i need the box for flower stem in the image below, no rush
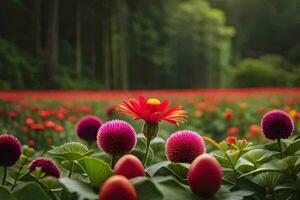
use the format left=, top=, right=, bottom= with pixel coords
left=277, top=139, right=283, bottom=159
left=2, top=166, right=7, bottom=186
left=11, top=156, right=29, bottom=191
left=68, top=161, right=74, bottom=178
left=224, top=152, right=238, bottom=184
left=143, top=138, right=151, bottom=166
left=111, top=154, right=116, bottom=169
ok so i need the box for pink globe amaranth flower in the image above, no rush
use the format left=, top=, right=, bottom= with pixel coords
left=261, top=110, right=294, bottom=140
left=99, top=175, right=137, bottom=200
left=97, top=120, right=137, bottom=155
left=76, top=115, right=102, bottom=142
left=0, top=134, right=22, bottom=167
left=165, top=130, right=206, bottom=163
left=29, top=158, right=60, bottom=178
left=188, top=154, right=222, bottom=197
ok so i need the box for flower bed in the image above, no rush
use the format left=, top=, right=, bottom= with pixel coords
left=0, top=89, right=300, bottom=199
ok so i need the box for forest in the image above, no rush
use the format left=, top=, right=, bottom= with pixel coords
left=0, top=0, right=299, bottom=90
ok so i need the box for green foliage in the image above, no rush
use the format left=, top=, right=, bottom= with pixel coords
left=232, top=55, right=297, bottom=87
left=48, top=142, right=90, bottom=161
left=13, top=182, right=51, bottom=200
left=0, top=38, right=40, bottom=89
left=77, top=157, right=113, bottom=188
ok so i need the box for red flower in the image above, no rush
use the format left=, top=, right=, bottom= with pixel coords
left=295, top=112, right=300, bottom=120
left=69, top=116, right=77, bottom=123
left=8, top=111, right=17, bottom=119
left=39, top=110, right=50, bottom=118
left=227, top=127, right=240, bottom=136
left=54, top=125, right=64, bottom=133
left=31, top=124, right=45, bottom=131
left=56, top=113, right=65, bottom=121
left=44, top=121, right=56, bottom=129
left=116, top=96, right=188, bottom=125
left=225, top=136, right=237, bottom=145
left=20, top=127, right=29, bottom=134
left=31, top=105, right=40, bottom=112
left=25, top=118, right=35, bottom=126
left=223, top=109, right=233, bottom=121
left=249, top=124, right=261, bottom=137
left=27, top=139, right=36, bottom=147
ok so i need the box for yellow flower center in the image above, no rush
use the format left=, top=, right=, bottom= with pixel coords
left=147, top=98, right=161, bottom=105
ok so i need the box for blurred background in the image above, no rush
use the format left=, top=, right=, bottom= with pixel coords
left=0, top=0, right=299, bottom=90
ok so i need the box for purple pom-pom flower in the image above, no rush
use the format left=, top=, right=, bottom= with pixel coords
left=166, top=130, right=206, bottom=163
left=97, top=120, right=137, bottom=155
left=76, top=115, right=102, bottom=142
left=0, top=134, right=22, bottom=167
left=29, top=158, right=61, bottom=178
left=261, top=110, right=294, bottom=140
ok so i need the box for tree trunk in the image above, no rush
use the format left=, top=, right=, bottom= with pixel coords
left=75, top=0, right=82, bottom=80
left=102, top=0, right=111, bottom=89
left=90, top=3, right=97, bottom=77
left=119, top=1, right=129, bottom=90
left=34, top=0, right=42, bottom=56
left=111, top=14, right=119, bottom=90
left=46, top=0, right=59, bottom=87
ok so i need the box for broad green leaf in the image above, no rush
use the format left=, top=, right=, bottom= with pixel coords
left=131, top=177, right=164, bottom=200
left=213, top=154, right=231, bottom=168
left=146, top=161, right=171, bottom=177
left=0, top=186, right=16, bottom=200
left=239, top=162, right=281, bottom=178
left=253, top=172, right=282, bottom=188
left=132, top=147, right=154, bottom=167
left=242, top=149, right=277, bottom=165
left=235, top=157, right=255, bottom=172
left=212, top=187, right=254, bottom=200
left=13, top=182, right=51, bottom=200
left=153, top=176, right=198, bottom=200
left=59, top=177, right=98, bottom=200
left=77, top=156, right=113, bottom=188
left=226, top=150, right=240, bottom=167
left=48, top=142, right=90, bottom=161
left=278, top=156, right=300, bottom=173
left=146, top=162, right=190, bottom=184
left=283, top=139, right=300, bottom=156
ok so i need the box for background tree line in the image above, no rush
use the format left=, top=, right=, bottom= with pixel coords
left=0, top=0, right=299, bottom=90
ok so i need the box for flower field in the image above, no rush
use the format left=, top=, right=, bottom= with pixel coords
left=1, top=88, right=300, bottom=200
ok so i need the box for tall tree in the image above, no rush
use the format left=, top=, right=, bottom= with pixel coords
left=46, top=0, right=59, bottom=87
left=75, top=0, right=82, bottom=79
left=34, top=0, right=42, bottom=56
left=102, top=0, right=112, bottom=89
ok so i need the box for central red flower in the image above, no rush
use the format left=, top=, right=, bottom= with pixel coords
left=116, top=96, right=188, bottom=125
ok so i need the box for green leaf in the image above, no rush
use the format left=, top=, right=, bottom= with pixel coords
left=77, top=156, right=113, bottom=188
left=235, top=157, right=255, bottom=172
left=242, top=149, right=278, bottom=165
left=131, top=177, right=164, bottom=200
left=238, top=162, right=281, bottom=178
left=153, top=176, right=198, bottom=200
left=213, top=187, right=254, bottom=200
left=48, top=142, right=90, bottom=161
left=13, top=182, right=51, bottom=200
left=132, top=147, right=154, bottom=167
left=146, top=161, right=171, bottom=177
left=253, top=172, right=282, bottom=188
left=59, top=177, right=98, bottom=200
left=213, top=154, right=231, bottom=168
left=0, top=186, right=16, bottom=200
left=283, top=139, right=300, bottom=156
